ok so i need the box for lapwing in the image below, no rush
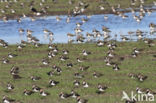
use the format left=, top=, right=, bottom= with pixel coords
left=2, top=57, right=9, bottom=64
left=96, top=84, right=108, bottom=94
left=17, top=44, right=25, bottom=50
left=76, top=96, right=88, bottom=103
left=59, top=92, right=71, bottom=99
left=82, top=81, right=89, bottom=88
left=97, top=40, right=104, bottom=47
left=73, top=80, right=80, bottom=87
left=112, top=64, right=120, bottom=71
left=137, top=73, right=147, bottom=82
left=79, top=66, right=89, bottom=71
left=56, top=16, right=61, bottom=22
left=60, top=55, right=69, bottom=61
left=76, top=23, right=82, bottom=27
left=40, top=89, right=50, bottom=96
left=99, top=5, right=104, bottom=10
left=6, top=82, right=14, bottom=90
left=131, top=51, right=137, bottom=58
left=74, top=73, right=84, bottom=78
left=128, top=73, right=136, bottom=79
left=82, top=50, right=91, bottom=56
left=70, top=90, right=80, bottom=98
left=62, top=49, right=69, bottom=55
left=18, top=28, right=24, bottom=34
left=67, top=63, right=73, bottom=68
left=136, top=87, right=145, bottom=94
left=42, top=58, right=49, bottom=65
left=32, top=85, right=41, bottom=92
left=8, top=53, right=17, bottom=58
left=23, top=89, right=34, bottom=96
left=47, top=70, right=55, bottom=77
left=77, top=58, right=83, bottom=63
left=93, top=72, right=103, bottom=78
left=2, top=96, right=15, bottom=103
left=10, top=66, right=19, bottom=75
left=30, top=76, right=41, bottom=81
left=146, top=89, right=156, bottom=96
left=49, top=80, right=59, bottom=87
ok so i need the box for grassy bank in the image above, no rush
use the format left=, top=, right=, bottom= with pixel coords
left=0, top=0, right=155, bottom=19
left=0, top=40, right=156, bottom=103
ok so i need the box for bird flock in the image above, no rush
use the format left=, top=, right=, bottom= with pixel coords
left=1, top=0, right=156, bottom=44
left=0, top=0, right=156, bottom=103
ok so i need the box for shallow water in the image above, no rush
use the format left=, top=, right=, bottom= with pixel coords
left=0, top=11, right=156, bottom=44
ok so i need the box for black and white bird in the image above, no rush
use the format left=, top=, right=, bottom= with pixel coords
left=128, top=73, right=136, bottom=79
left=32, top=85, right=41, bottom=92
left=76, top=96, right=88, bottom=103
left=59, top=92, right=71, bottom=99
left=10, top=66, right=19, bottom=75
left=133, top=48, right=140, bottom=54
left=70, top=90, right=80, bottom=98
left=8, top=53, right=17, bottom=58
left=96, top=84, right=108, bottom=94
left=74, top=73, right=84, bottom=78
left=31, top=7, right=41, bottom=16
left=47, top=70, right=55, bottom=76
left=73, top=80, right=80, bottom=87
left=42, top=58, right=49, bottom=65
left=63, top=49, right=69, bottom=55
left=136, top=87, right=144, bottom=94
left=82, top=50, right=91, bottom=56
left=93, top=72, right=103, bottom=78
left=6, top=83, right=14, bottom=90
left=40, top=89, right=50, bottom=96
left=146, top=89, right=156, bottom=97
left=82, top=81, right=89, bottom=88
left=112, top=64, right=120, bottom=71
left=107, top=51, right=114, bottom=58
left=52, top=65, right=62, bottom=74
left=30, top=76, right=41, bottom=81
left=105, top=60, right=115, bottom=66
left=23, top=89, right=34, bottom=96
left=137, top=73, right=147, bottom=82
left=97, top=41, right=105, bottom=47
left=79, top=66, right=89, bottom=71
left=2, top=96, right=15, bottom=103
left=60, top=55, right=69, bottom=61
left=67, top=63, right=73, bottom=68
left=17, top=44, right=25, bottom=50
left=77, top=58, right=83, bottom=63
left=131, top=52, right=137, bottom=58
left=49, top=80, right=59, bottom=87
left=2, top=58, right=9, bottom=64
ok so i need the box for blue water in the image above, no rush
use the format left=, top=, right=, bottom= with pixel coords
left=0, top=11, right=156, bottom=44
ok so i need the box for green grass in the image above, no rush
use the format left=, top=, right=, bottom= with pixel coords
left=0, top=41, right=156, bottom=103
left=0, top=0, right=155, bottom=18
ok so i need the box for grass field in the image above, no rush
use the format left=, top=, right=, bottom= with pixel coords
left=0, top=40, right=156, bottom=103
left=0, top=0, right=155, bottom=18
